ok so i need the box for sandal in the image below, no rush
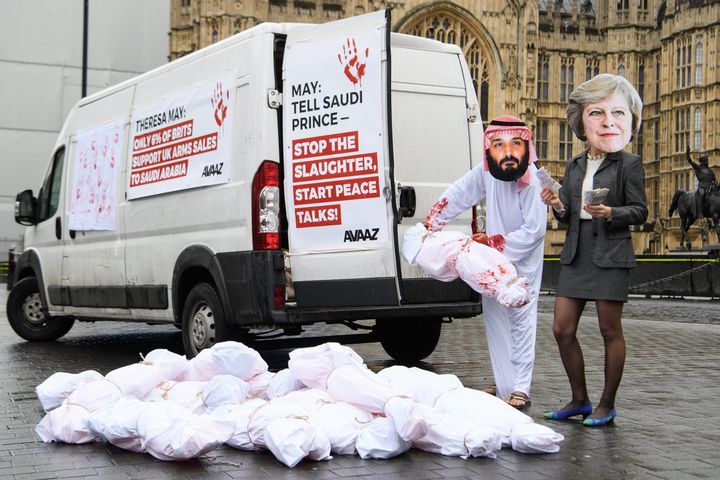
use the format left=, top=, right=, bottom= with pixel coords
left=481, top=385, right=497, bottom=396
left=507, top=391, right=531, bottom=410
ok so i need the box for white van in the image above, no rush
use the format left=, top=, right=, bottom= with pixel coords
left=8, top=11, right=482, bottom=361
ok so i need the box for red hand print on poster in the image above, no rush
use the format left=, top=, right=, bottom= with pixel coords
left=210, top=81, right=229, bottom=127
left=338, top=38, right=369, bottom=87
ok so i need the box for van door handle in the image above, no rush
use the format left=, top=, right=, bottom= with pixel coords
left=55, top=217, right=62, bottom=240
left=398, top=185, right=416, bottom=220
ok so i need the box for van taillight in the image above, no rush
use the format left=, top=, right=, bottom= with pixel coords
left=252, top=161, right=281, bottom=250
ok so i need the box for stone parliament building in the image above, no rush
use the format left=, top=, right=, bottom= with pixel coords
left=170, top=0, right=719, bottom=254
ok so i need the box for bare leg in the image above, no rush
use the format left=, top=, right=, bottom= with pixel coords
left=589, top=299, right=625, bottom=419
left=552, top=296, right=590, bottom=410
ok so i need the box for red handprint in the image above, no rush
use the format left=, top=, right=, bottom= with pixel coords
left=210, top=81, right=229, bottom=127
left=338, top=38, right=369, bottom=87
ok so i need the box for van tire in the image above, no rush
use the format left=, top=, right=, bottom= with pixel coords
left=181, top=282, right=229, bottom=358
left=6, top=277, right=74, bottom=341
left=376, top=317, right=442, bottom=362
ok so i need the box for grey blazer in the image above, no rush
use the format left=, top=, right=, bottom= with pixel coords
left=554, top=150, right=648, bottom=268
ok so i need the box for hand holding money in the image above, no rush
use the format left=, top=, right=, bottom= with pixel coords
left=583, top=188, right=609, bottom=205
left=535, top=167, right=561, bottom=192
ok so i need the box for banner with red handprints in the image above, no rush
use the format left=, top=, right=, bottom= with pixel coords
left=69, top=119, right=123, bottom=231
left=283, top=10, right=387, bottom=252
left=127, top=75, right=234, bottom=199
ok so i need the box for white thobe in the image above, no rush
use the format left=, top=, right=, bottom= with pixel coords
left=427, top=163, right=547, bottom=401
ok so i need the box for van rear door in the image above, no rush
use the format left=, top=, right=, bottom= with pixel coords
left=390, top=35, right=482, bottom=304
left=282, top=10, right=398, bottom=308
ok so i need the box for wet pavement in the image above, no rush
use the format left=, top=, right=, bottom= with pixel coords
left=1, top=287, right=718, bottom=479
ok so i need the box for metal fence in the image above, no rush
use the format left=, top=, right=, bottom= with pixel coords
left=543, top=253, right=720, bottom=298
left=0, top=237, right=23, bottom=284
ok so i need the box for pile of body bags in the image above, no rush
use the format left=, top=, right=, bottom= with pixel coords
left=403, top=224, right=531, bottom=308
left=35, top=341, right=562, bottom=467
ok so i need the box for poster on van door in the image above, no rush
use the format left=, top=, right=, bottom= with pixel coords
left=68, top=119, right=123, bottom=231
left=127, top=76, right=235, bottom=199
left=283, top=10, right=389, bottom=252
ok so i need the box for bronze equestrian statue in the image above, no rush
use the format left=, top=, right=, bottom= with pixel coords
left=669, top=148, right=719, bottom=250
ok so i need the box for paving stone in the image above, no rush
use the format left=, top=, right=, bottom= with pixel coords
left=15, top=473, right=60, bottom=480
left=1, top=290, right=719, bottom=479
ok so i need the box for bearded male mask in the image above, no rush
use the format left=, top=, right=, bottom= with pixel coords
left=483, top=116, right=538, bottom=185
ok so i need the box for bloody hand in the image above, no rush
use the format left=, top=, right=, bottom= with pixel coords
left=472, top=233, right=489, bottom=245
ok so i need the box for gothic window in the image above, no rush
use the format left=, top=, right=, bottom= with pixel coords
left=653, top=119, right=659, bottom=160
left=618, top=62, right=625, bottom=77
left=694, top=107, right=702, bottom=150
left=480, top=71, right=489, bottom=124
left=676, top=38, right=692, bottom=88
left=675, top=45, right=680, bottom=87
left=617, top=0, right=629, bottom=21
left=684, top=109, right=690, bottom=152
left=635, top=124, right=643, bottom=156
left=560, top=58, right=574, bottom=102
left=685, top=42, right=692, bottom=87
left=538, top=55, right=549, bottom=101
left=536, top=120, right=548, bottom=160
left=695, top=39, right=703, bottom=86
left=674, top=108, right=690, bottom=153
left=405, top=12, right=492, bottom=123
left=637, top=61, right=644, bottom=101
left=586, top=58, right=599, bottom=81
left=655, top=55, right=660, bottom=100
left=653, top=177, right=659, bottom=220
left=559, top=121, right=573, bottom=160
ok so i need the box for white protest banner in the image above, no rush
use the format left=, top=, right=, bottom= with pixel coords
left=128, top=76, right=234, bottom=199
left=69, top=119, right=123, bottom=231
left=284, top=10, right=388, bottom=252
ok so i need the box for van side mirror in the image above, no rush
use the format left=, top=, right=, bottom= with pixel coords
left=15, top=190, right=37, bottom=226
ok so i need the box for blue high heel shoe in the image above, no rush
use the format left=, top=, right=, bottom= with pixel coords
left=544, top=402, right=593, bottom=420
left=582, top=408, right=617, bottom=426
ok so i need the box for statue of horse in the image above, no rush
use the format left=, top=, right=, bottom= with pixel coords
left=669, top=186, right=720, bottom=250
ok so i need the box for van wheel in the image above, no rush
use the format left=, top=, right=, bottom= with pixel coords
left=181, top=282, right=228, bottom=358
left=6, top=277, right=74, bottom=341
left=376, top=317, right=442, bottom=362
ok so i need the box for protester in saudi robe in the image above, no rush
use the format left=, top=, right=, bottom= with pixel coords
left=424, top=115, right=547, bottom=410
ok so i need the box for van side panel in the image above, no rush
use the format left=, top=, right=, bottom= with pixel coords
left=283, top=15, right=400, bottom=308
left=390, top=46, right=479, bottom=304
left=54, top=87, right=135, bottom=318
left=124, top=34, right=278, bottom=322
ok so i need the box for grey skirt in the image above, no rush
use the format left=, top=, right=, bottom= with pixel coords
left=556, top=220, right=629, bottom=302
